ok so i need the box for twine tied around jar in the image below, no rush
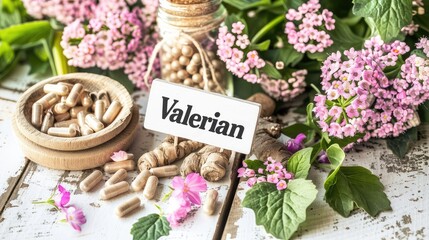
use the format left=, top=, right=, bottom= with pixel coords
left=143, top=31, right=226, bottom=95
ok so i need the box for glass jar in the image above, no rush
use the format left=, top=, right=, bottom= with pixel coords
left=157, top=0, right=227, bottom=93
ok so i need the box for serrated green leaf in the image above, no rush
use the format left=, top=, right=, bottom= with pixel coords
left=0, top=0, right=21, bottom=29
left=386, top=127, right=417, bottom=159
left=287, top=147, right=312, bottom=179
left=243, top=159, right=266, bottom=171
left=242, top=180, right=317, bottom=239
left=352, top=0, right=412, bottom=42
left=325, top=166, right=392, bottom=217
left=131, top=214, right=171, bottom=240
left=0, top=21, right=52, bottom=47
left=223, top=0, right=271, bottom=10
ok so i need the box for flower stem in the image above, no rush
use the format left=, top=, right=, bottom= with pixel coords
left=251, top=15, right=285, bottom=44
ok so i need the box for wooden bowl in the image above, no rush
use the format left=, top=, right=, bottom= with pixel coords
left=14, top=73, right=133, bottom=151
left=12, top=105, right=140, bottom=170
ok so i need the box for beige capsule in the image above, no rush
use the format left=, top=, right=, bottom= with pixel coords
left=79, top=170, right=103, bottom=192
left=81, top=124, right=94, bottom=136
left=97, top=90, right=111, bottom=109
left=43, top=84, right=69, bottom=96
left=100, top=181, right=129, bottom=200
left=94, top=100, right=106, bottom=121
left=40, top=110, right=54, bottom=133
left=77, top=111, right=87, bottom=127
left=70, top=106, right=87, bottom=118
left=104, top=160, right=135, bottom=174
left=31, top=103, right=43, bottom=128
left=55, top=112, right=71, bottom=122
left=53, top=102, right=70, bottom=115
left=143, top=176, right=158, bottom=200
left=47, top=127, right=77, bottom=137
left=54, top=119, right=78, bottom=127
left=149, top=165, right=179, bottom=178
left=85, top=114, right=104, bottom=132
left=57, top=82, right=74, bottom=91
left=65, top=83, right=84, bottom=107
left=203, top=189, right=218, bottom=215
left=126, top=153, right=134, bottom=160
left=69, top=123, right=81, bottom=136
left=115, top=196, right=141, bottom=217
left=131, top=170, right=151, bottom=192
left=106, top=169, right=128, bottom=186
left=102, top=100, right=122, bottom=125
left=80, top=91, right=93, bottom=107
left=36, top=93, right=60, bottom=109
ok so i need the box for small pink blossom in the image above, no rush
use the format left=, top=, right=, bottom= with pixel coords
left=55, top=185, right=70, bottom=209
left=110, top=150, right=129, bottom=162
left=172, top=173, right=207, bottom=205
left=64, top=205, right=87, bottom=232
left=276, top=180, right=287, bottom=190
left=232, top=22, right=245, bottom=34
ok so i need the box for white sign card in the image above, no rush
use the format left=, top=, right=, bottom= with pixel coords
left=144, top=79, right=261, bottom=154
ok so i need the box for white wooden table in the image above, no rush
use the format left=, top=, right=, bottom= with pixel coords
left=1, top=65, right=428, bottom=240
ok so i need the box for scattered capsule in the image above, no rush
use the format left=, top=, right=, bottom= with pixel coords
left=79, top=170, right=103, bottom=192
left=36, top=93, right=60, bottom=109
left=43, top=84, right=69, bottom=96
left=54, top=112, right=71, bottom=122
left=53, top=102, right=70, bottom=115
left=115, top=196, right=141, bottom=217
left=54, top=119, right=78, bottom=127
left=106, top=169, right=128, bottom=186
left=81, top=124, right=94, bottom=136
left=102, top=100, right=122, bottom=125
left=94, top=100, right=106, bottom=121
left=131, top=170, right=151, bottom=192
left=203, top=189, right=218, bottom=215
left=40, top=110, right=54, bottom=133
left=47, top=127, right=77, bottom=137
left=104, top=160, right=135, bottom=174
left=85, top=114, right=104, bottom=132
left=143, top=176, right=158, bottom=200
left=31, top=103, right=43, bottom=128
left=65, top=83, right=84, bottom=107
left=126, top=153, right=134, bottom=160
left=70, top=106, right=87, bottom=118
left=149, top=165, right=179, bottom=178
left=100, top=181, right=129, bottom=200
left=80, top=91, right=93, bottom=107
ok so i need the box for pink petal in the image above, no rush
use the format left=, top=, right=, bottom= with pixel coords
left=186, top=190, right=201, bottom=205
left=58, top=185, right=66, bottom=193
left=111, top=150, right=128, bottom=162
left=60, top=192, right=71, bottom=207
left=171, top=176, right=185, bottom=190
left=184, top=173, right=207, bottom=192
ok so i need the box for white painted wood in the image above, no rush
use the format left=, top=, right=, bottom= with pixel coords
left=222, top=126, right=429, bottom=240
left=0, top=91, right=235, bottom=239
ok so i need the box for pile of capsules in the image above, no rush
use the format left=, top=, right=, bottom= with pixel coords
left=31, top=82, right=122, bottom=137
left=79, top=153, right=219, bottom=217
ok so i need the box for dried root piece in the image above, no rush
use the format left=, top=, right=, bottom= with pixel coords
left=252, top=117, right=291, bottom=163
left=180, top=145, right=231, bottom=182
left=138, top=136, right=203, bottom=171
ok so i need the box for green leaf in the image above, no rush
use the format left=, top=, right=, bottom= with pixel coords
left=249, top=39, right=270, bottom=51
left=287, top=147, right=312, bottom=179
left=325, top=166, right=392, bottom=217
left=242, top=180, right=317, bottom=239
left=352, top=0, right=412, bottom=42
left=260, top=63, right=282, bottom=79
left=223, top=0, right=271, bottom=10
left=0, top=21, right=52, bottom=47
left=386, top=127, right=417, bottom=159
left=108, top=69, right=135, bottom=94
left=260, top=45, right=304, bottom=67
left=329, top=132, right=365, bottom=148
left=131, top=214, right=171, bottom=240
left=0, top=41, right=14, bottom=72
left=243, top=159, right=266, bottom=171
left=323, top=144, right=345, bottom=188
left=282, top=123, right=312, bottom=139
left=0, top=5, right=21, bottom=29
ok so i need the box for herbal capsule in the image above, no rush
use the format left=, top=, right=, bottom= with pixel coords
left=79, top=170, right=103, bottom=192
left=66, top=83, right=84, bottom=107
left=31, top=103, right=43, bottom=128
left=47, top=127, right=77, bottom=137
left=53, top=102, right=70, bottom=115
left=131, top=170, right=151, bottom=192
left=115, top=196, right=141, bottom=217
left=54, top=119, right=78, bottom=127
left=57, top=82, right=74, bottom=91
left=149, top=165, right=179, bottom=178
left=70, top=106, right=87, bottom=118
left=97, top=90, right=110, bottom=109
left=69, top=123, right=81, bottom=136
left=102, top=100, right=122, bottom=125
left=80, top=91, right=93, bottom=107
left=143, top=176, right=158, bottom=200
left=77, top=111, right=86, bottom=127
left=100, top=181, right=129, bottom=200
left=40, top=110, right=54, bottom=133
left=104, top=160, right=135, bottom=174
left=54, top=112, right=71, bottom=122
left=85, top=114, right=104, bottom=132
left=203, top=189, right=218, bottom=215
left=94, top=100, right=106, bottom=121
left=106, top=169, right=128, bottom=186
left=36, top=93, right=59, bottom=109
left=81, top=124, right=94, bottom=136
left=43, top=83, right=69, bottom=96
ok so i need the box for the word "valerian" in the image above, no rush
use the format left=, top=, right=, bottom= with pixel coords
left=161, top=96, right=245, bottom=139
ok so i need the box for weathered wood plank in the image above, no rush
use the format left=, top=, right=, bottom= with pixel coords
left=0, top=91, right=239, bottom=239
left=222, top=125, right=429, bottom=240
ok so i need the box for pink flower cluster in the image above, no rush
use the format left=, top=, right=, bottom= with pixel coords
left=416, top=37, right=429, bottom=57
left=238, top=157, right=294, bottom=191
left=216, top=21, right=266, bottom=83
left=124, top=42, right=160, bottom=89
left=167, top=173, right=207, bottom=227
left=314, top=37, right=429, bottom=140
left=260, top=70, right=307, bottom=102
left=401, top=21, right=420, bottom=36
left=22, top=0, right=96, bottom=24
left=285, top=0, right=335, bottom=53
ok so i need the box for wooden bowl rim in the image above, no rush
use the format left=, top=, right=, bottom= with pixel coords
left=14, top=73, right=133, bottom=151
